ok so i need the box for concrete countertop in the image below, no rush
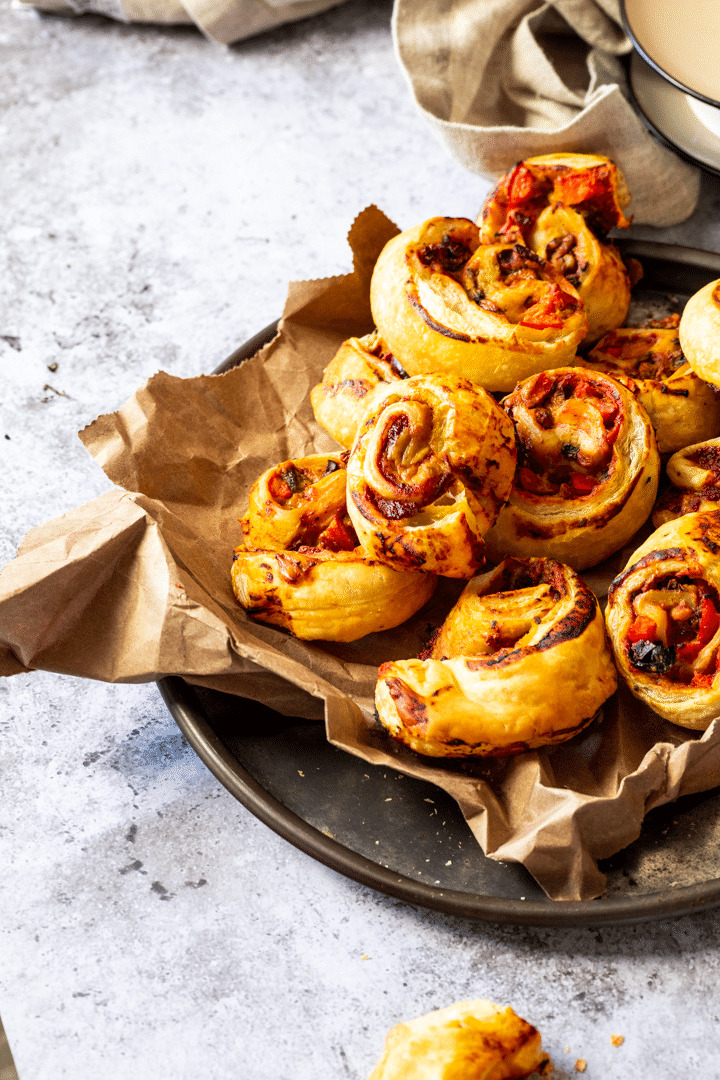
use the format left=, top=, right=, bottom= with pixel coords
left=3, top=2, right=720, bottom=1077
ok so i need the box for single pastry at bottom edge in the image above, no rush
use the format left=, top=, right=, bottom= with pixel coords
left=606, top=509, right=720, bottom=729
left=375, top=556, right=617, bottom=757
left=366, top=999, right=551, bottom=1080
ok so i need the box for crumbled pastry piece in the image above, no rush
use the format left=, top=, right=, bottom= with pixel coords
left=366, top=999, right=551, bottom=1080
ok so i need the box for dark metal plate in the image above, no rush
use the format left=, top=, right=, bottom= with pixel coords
left=159, top=239, right=720, bottom=926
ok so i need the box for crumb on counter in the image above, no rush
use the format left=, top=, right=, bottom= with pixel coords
left=574, top=1059, right=587, bottom=1073
left=611, top=1034, right=624, bottom=1046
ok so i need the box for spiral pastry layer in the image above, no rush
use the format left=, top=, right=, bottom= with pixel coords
left=232, top=453, right=435, bottom=641
left=375, top=557, right=617, bottom=757
left=479, top=153, right=635, bottom=343
left=369, top=216, right=587, bottom=393
left=679, top=279, right=720, bottom=387
left=346, top=374, right=516, bottom=578
left=606, top=510, right=720, bottom=728
left=582, top=316, right=720, bottom=455
left=484, top=367, right=660, bottom=571
left=310, top=331, right=408, bottom=449
left=653, top=438, right=720, bottom=527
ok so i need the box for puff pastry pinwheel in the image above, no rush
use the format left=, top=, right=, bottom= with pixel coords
left=484, top=367, right=660, bottom=571
left=652, top=438, right=720, bottom=528
left=366, top=999, right=550, bottom=1080
left=606, top=510, right=720, bottom=728
left=581, top=315, right=720, bottom=455
left=479, top=153, right=636, bottom=343
left=369, top=216, right=587, bottom=393
left=346, top=373, right=516, bottom=578
left=309, top=331, right=407, bottom=449
left=679, top=278, right=720, bottom=387
left=375, top=557, right=617, bottom=757
left=232, top=453, right=435, bottom=641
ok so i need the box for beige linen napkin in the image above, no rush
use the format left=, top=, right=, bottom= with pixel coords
left=24, top=0, right=346, bottom=44
left=393, top=0, right=700, bottom=225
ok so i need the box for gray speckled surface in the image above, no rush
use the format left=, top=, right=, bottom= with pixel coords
left=4, top=2, right=720, bottom=1078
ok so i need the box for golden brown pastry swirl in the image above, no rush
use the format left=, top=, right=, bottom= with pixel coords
left=309, top=331, right=407, bottom=449
left=606, top=510, right=720, bottom=729
left=347, top=374, right=516, bottom=578
left=370, top=216, right=587, bottom=392
left=232, top=453, right=435, bottom=641
left=582, top=316, right=720, bottom=455
left=679, top=279, right=720, bottom=387
left=484, top=367, right=660, bottom=571
left=479, top=153, right=635, bottom=343
left=653, top=438, right=720, bottom=527
left=375, top=557, right=617, bottom=757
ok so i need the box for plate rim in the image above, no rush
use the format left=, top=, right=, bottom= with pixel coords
left=160, top=238, right=720, bottom=926
left=627, top=53, right=720, bottom=181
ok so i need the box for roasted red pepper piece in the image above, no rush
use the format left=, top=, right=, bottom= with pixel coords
left=699, top=597, right=719, bottom=645
left=317, top=512, right=358, bottom=552
left=626, top=615, right=658, bottom=644
left=520, top=285, right=573, bottom=330
left=676, top=598, right=718, bottom=662
left=505, top=164, right=541, bottom=210
left=569, top=473, right=596, bottom=495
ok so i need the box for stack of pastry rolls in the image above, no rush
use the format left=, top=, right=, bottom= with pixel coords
left=233, top=151, right=720, bottom=755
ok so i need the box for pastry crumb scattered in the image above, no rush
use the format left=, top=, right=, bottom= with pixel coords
left=574, top=1059, right=587, bottom=1072
left=611, top=1034, right=624, bottom=1046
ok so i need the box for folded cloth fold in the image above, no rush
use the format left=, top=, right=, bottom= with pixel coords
left=23, top=0, right=346, bottom=43
left=393, top=0, right=700, bottom=226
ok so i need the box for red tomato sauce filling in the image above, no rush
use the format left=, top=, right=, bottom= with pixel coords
left=494, top=162, right=625, bottom=240
left=625, top=576, right=720, bottom=687
left=590, top=326, right=685, bottom=380
left=507, top=371, right=622, bottom=498
left=268, top=459, right=359, bottom=552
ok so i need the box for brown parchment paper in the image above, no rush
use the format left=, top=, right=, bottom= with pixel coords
left=3, top=204, right=720, bottom=901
